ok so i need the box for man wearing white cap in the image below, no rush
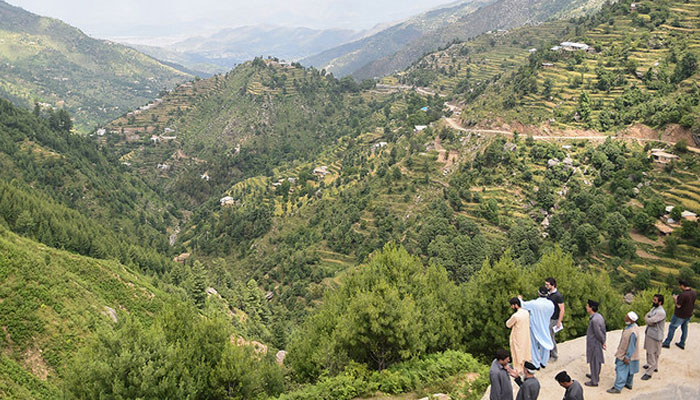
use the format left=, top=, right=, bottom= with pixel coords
left=607, top=311, right=641, bottom=393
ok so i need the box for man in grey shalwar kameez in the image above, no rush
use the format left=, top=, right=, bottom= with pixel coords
left=515, top=361, right=540, bottom=400
left=584, top=299, right=606, bottom=387
left=555, top=371, right=584, bottom=400
left=490, top=349, right=517, bottom=400
left=641, top=294, right=666, bottom=380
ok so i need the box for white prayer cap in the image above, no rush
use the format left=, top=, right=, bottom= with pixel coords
left=627, top=311, right=638, bottom=322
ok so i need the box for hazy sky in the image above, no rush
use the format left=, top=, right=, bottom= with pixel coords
left=7, top=0, right=456, bottom=43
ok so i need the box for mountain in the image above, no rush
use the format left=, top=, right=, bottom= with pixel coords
left=352, top=0, right=608, bottom=80
left=0, top=0, right=191, bottom=132
left=300, top=0, right=494, bottom=77
left=131, top=25, right=365, bottom=74
left=301, top=0, right=606, bottom=79
left=398, top=0, right=700, bottom=137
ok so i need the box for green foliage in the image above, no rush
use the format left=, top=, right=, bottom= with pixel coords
left=277, top=351, right=487, bottom=400
left=65, top=302, right=284, bottom=400
left=0, top=226, right=168, bottom=393
left=287, top=245, right=461, bottom=379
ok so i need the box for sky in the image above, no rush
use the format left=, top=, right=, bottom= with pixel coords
left=7, top=0, right=456, bottom=44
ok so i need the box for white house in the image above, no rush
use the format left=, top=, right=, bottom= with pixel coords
left=414, top=125, right=428, bottom=132
left=220, top=196, right=235, bottom=206
left=313, top=166, right=330, bottom=177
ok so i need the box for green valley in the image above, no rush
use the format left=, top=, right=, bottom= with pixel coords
left=0, top=0, right=699, bottom=398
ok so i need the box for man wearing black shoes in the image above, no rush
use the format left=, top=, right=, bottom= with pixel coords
left=662, top=280, right=697, bottom=350
left=641, top=294, right=666, bottom=381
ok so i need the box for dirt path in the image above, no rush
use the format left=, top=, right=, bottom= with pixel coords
left=443, top=116, right=700, bottom=149
left=482, top=323, right=700, bottom=400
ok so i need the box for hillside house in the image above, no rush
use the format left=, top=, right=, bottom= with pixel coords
left=96, top=128, right=106, bottom=136
left=373, top=141, right=388, bottom=149
left=559, top=42, right=591, bottom=52
left=630, top=3, right=637, bottom=11
left=200, top=172, right=210, bottom=181
left=542, top=62, right=554, bottom=68
left=415, top=125, right=428, bottom=132
left=220, top=196, right=235, bottom=206
left=655, top=221, right=674, bottom=236
left=650, top=150, right=679, bottom=164
left=173, top=253, right=191, bottom=263
left=682, top=210, right=698, bottom=222
left=157, top=163, right=170, bottom=171
left=529, top=48, right=537, bottom=53
left=313, top=166, right=330, bottom=177
left=151, top=135, right=161, bottom=144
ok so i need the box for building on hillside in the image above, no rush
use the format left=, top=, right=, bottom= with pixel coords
left=157, top=163, right=170, bottom=171
left=630, top=3, right=638, bottom=11
left=151, top=135, right=161, bottom=144
left=220, top=196, right=235, bottom=206
left=548, top=158, right=561, bottom=168
left=559, top=42, right=591, bottom=52
left=200, top=172, right=210, bottom=181
left=415, top=125, right=428, bottom=132
left=313, top=166, right=330, bottom=177
left=96, top=128, right=106, bottom=136
left=529, top=48, right=537, bottom=53
left=373, top=141, right=388, bottom=150
left=173, top=253, right=191, bottom=263
left=650, top=150, right=679, bottom=164
left=655, top=221, right=674, bottom=235
left=542, top=62, right=555, bottom=68
left=503, top=142, right=517, bottom=152
left=682, top=210, right=698, bottom=222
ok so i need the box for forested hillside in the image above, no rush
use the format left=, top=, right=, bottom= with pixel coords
left=0, top=0, right=191, bottom=132
left=1, top=0, right=700, bottom=398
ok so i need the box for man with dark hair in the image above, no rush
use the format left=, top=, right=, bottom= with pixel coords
left=555, top=371, right=584, bottom=400
left=519, top=287, right=554, bottom=369
left=641, top=294, right=666, bottom=380
left=515, top=361, right=540, bottom=400
left=662, top=280, right=697, bottom=350
left=545, top=277, right=565, bottom=362
left=490, top=349, right=516, bottom=400
left=507, top=297, right=531, bottom=375
left=584, top=299, right=606, bottom=387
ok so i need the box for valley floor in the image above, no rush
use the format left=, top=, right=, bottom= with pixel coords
left=482, top=323, right=700, bottom=400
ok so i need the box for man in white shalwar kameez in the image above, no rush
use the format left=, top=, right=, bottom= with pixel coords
left=519, top=286, right=555, bottom=369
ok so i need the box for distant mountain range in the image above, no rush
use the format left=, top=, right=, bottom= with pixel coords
left=128, top=25, right=369, bottom=74
left=301, top=0, right=607, bottom=79
left=0, top=0, right=192, bottom=132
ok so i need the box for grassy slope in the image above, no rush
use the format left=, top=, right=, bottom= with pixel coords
left=0, top=0, right=191, bottom=132
left=0, top=225, right=168, bottom=398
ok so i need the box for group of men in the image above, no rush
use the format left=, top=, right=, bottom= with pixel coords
left=489, top=278, right=697, bottom=400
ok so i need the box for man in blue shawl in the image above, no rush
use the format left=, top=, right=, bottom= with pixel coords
left=519, top=286, right=555, bottom=369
